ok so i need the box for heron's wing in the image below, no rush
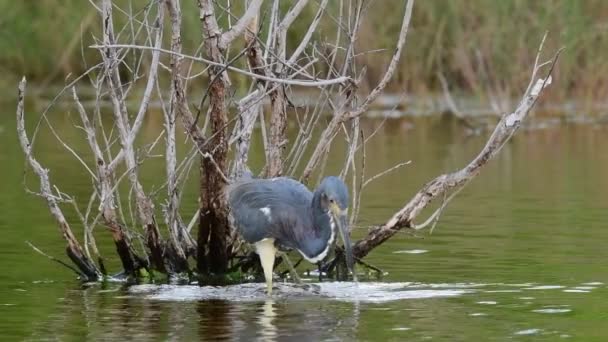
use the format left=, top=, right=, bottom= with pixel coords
left=227, top=177, right=313, bottom=244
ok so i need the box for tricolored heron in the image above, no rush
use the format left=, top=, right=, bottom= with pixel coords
left=228, top=176, right=355, bottom=294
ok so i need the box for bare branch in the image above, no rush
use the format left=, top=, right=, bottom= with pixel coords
left=73, top=86, right=144, bottom=275
left=362, top=160, right=412, bottom=188
left=346, top=0, right=414, bottom=119
left=233, top=90, right=261, bottom=178
left=220, top=0, right=263, bottom=48
left=280, top=0, right=309, bottom=32
left=17, top=78, right=100, bottom=281
left=130, top=4, right=164, bottom=140
left=353, top=45, right=563, bottom=259
left=101, top=0, right=165, bottom=272
left=288, top=0, right=329, bottom=65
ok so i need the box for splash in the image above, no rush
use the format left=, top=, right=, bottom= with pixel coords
left=128, top=282, right=472, bottom=303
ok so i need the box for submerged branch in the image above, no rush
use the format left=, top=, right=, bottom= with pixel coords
left=26, top=241, right=87, bottom=278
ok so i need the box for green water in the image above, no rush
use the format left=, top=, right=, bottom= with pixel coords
left=1, top=109, right=608, bottom=341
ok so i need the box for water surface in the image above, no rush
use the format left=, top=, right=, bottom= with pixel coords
left=1, top=111, right=607, bottom=340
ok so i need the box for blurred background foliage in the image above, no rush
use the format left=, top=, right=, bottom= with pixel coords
left=1, top=0, right=606, bottom=108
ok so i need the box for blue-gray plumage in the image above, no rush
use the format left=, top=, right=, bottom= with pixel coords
left=228, top=176, right=355, bottom=294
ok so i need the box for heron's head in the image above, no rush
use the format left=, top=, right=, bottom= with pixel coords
left=317, top=176, right=356, bottom=280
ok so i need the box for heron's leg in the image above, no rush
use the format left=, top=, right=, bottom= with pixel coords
left=317, top=262, right=323, bottom=282
left=255, top=238, right=276, bottom=295
left=279, top=252, right=302, bottom=284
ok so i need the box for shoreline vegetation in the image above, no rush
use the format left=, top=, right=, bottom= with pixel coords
left=2, top=1, right=607, bottom=114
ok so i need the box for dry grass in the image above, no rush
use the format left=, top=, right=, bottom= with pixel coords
left=2, top=0, right=607, bottom=109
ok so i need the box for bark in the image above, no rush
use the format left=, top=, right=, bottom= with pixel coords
left=233, top=91, right=261, bottom=178
left=264, top=1, right=309, bottom=177
left=195, top=0, right=239, bottom=275
left=163, top=0, right=197, bottom=274
left=267, top=89, right=287, bottom=177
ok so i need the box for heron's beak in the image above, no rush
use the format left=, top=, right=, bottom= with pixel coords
left=330, top=204, right=356, bottom=281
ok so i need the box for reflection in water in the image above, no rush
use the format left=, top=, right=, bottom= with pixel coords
left=257, top=300, right=277, bottom=341
left=198, top=300, right=235, bottom=341
left=25, top=284, right=366, bottom=340
left=22, top=280, right=603, bottom=340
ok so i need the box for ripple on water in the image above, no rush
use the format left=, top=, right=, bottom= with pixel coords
left=128, top=282, right=473, bottom=303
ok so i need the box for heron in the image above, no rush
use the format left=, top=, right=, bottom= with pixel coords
left=228, top=176, right=355, bottom=295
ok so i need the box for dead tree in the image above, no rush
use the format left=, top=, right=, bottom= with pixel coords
left=16, top=0, right=560, bottom=282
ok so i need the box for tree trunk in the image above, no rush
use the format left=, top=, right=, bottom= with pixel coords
left=196, top=0, right=231, bottom=276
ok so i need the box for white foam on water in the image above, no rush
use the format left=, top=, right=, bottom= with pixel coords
left=469, top=312, right=487, bottom=317
left=524, top=285, right=565, bottom=290
left=304, top=270, right=327, bottom=277
left=532, top=308, right=571, bottom=314
left=393, top=249, right=428, bottom=254
left=128, top=282, right=473, bottom=303
left=572, top=286, right=596, bottom=290
left=125, top=281, right=591, bottom=304
left=581, top=282, right=603, bottom=286
left=391, top=327, right=411, bottom=331
left=505, top=283, right=534, bottom=287
left=406, top=282, right=486, bottom=289
left=514, top=328, right=542, bottom=336
left=316, top=282, right=471, bottom=303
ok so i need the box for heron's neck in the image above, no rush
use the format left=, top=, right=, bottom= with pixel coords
left=311, top=190, right=333, bottom=240
left=294, top=190, right=334, bottom=262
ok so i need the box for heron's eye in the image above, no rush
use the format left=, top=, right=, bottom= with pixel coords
left=329, top=198, right=335, bottom=204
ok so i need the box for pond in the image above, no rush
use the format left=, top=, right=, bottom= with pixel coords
left=1, top=109, right=608, bottom=340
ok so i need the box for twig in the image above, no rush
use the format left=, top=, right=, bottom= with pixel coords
left=362, top=161, right=412, bottom=188
left=89, top=44, right=352, bottom=87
